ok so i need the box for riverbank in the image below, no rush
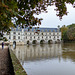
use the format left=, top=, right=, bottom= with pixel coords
left=10, top=49, right=27, bottom=75
left=63, top=40, right=75, bottom=43
left=0, top=45, right=27, bottom=75
left=0, top=46, right=14, bottom=75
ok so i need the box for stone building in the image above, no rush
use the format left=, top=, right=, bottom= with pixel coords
left=4, top=27, right=61, bottom=45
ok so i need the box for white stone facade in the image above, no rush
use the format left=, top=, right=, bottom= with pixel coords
left=4, top=27, right=61, bottom=45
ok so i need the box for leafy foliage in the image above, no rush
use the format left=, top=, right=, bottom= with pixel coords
left=60, top=24, right=75, bottom=42
left=67, top=25, right=75, bottom=40
left=0, top=0, right=75, bottom=32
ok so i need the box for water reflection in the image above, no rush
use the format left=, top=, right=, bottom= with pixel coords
left=62, top=43, right=75, bottom=62
left=13, top=44, right=62, bottom=63
left=12, top=43, right=75, bottom=75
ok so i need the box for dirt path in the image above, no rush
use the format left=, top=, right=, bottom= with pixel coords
left=0, top=46, right=15, bottom=75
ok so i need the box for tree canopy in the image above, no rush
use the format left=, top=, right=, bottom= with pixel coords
left=0, top=0, right=75, bottom=32
left=60, top=24, right=75, bottom=42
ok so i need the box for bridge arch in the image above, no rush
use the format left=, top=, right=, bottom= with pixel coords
left=13, top=41, right=16, bottom=49
left=40, top=40, right=45, bottom=44
left=27, top=40, right=30, bottom=44
left=57, top=39, right=61, bottom=43
left=32, top=40, right=37, bottom=44
left=48, top=40, right=52, bottom=44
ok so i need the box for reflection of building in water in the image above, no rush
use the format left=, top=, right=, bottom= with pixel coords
left=13, top=44, right=62, bottom=64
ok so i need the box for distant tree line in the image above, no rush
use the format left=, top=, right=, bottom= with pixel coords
left=60, top=24, right=75, bottom=42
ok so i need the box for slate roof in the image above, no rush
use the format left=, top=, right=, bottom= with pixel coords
left=11, top=27, right=59, bottom=32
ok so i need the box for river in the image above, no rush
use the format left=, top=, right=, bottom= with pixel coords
left=12, top=43, right=75, bottom=75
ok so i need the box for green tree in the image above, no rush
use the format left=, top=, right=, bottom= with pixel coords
left=67, top=24, right=75, bottom=41
left=61, top=24, right=75, bottom=42
left=60, top=25, right=68, bottom=40
left=0, top=0, right=75, bottom=32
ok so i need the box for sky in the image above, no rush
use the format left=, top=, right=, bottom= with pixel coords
left=34, top=4, right=75, bottom=28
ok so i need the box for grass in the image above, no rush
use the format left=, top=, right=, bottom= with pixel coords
left=10, top=49, right=27, bottom=75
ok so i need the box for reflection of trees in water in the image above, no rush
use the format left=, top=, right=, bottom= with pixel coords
left=62, top=52, right=75, bottom=62
left=62, top=43, right=75, bottom=62
left=62, top=43, right=75, bottom=51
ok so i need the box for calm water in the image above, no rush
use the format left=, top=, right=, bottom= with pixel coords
left=13, top=43, right=75, bottom=75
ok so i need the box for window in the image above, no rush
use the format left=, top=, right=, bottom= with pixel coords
left=46, top=36, right=47, bottom=38
left=30, top=33, right=31, bottom=35
left=18, top=36, right=20, bottom=39
left=25, top=33, right=27, bottom=35
left=46, top=33, right=47, bottom=35
left=57, top=36, right=59, bottom=38
left=42, top=36, right=43, bottom=38
left=42, top=33, right=43, bottom=35
left=49, top=33, right=51, bottom=35
left=53, top=33, right=55, bottom=36
left=9, top=37, right=11, bottom=39
left=13, top=32, right=16, bottom=34
left=53, top=36, right=55, bottom=40
left=13, top=36, right=16, bottom=39
left=53, top=38, right=55, bottom=40
left=24, top=37, right=25, bottom=39
left=57, top=33, right=59, bottom=35
left=38, top=33, right=39, bottom=35
left=26, top=36, right=27, bottom=39
left=18, top=33, right=20, bottom=35
left=34, top=36, right=35, bottom=39
left=49, top=36, right=51, bottom=38
left=30, top=37, right=32, bottom=40
left=45, top=36, right=47, bottom=40
left=38, top=37, right=39, bottom=39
